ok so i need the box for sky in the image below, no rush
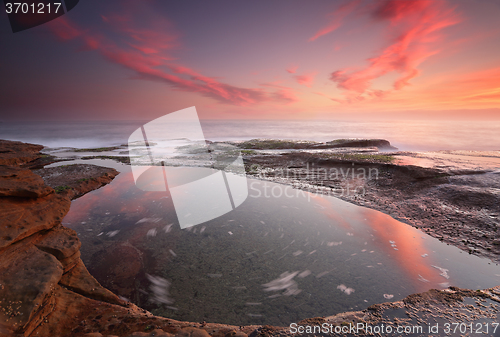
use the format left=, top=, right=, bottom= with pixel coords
left=1, top=0, right=500, bottom=121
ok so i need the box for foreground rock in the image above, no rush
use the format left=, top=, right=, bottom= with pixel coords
left=0, top=165, right=53, bottom=198
left=0, top=140, right=44, bottom=167
left=0, top=141, right=130, bottom=336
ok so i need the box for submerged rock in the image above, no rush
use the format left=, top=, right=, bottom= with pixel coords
left=34, top=164, right=119, bottom=200
left=231, top=138, right=397, bottom=151
left=325, top=139, right=396, bottom=150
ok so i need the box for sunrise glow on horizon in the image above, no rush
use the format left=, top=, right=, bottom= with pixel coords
left=1, top=0, right=499, bottom=121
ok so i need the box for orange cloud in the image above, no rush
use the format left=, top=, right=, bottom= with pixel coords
left=412, top=67, right=500, bottom=108
left=328, top=0, right=461, bottom=101
left=316, top=66, right=500, bottom=116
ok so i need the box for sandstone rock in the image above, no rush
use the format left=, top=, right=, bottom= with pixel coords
left=150, top=329, right=172, bottom=336
left=27, top=285, right=145, bottom=336
left=128, top=332, right=150, bottom=337
left=35, top=225, right=81, bottom=260
left=0, top=166, right=53, bottom=198
left=126, top=329, right=172, bottom=336
left=60, top=259, right=128, bottom=307
left=0, top=240, right=63, bottom=334
left=0, top=193, right=70, bottom=249
left=58, top=249, right=82, bottom=273
left=221, top=330, right=248, bottom=337
left=0, top=140, right=44, bottom=167
left=176, top=327, right=211, bottom=337
left=232, top=331, right=248, bottom=337
left=34, top=225, right=83, bottom=274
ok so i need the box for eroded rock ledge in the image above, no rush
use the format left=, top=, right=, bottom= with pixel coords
left=1, top=140, right=499, bottom=337
left=33, top=164, right=119, bottom=201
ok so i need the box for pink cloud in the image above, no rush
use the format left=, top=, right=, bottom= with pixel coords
left=328, top=0, right=461, bottom=99
left=260, top=82, right=299, bottom=104
left=286, top=65, right=298, bottom=74
left=49, top=16, right=82, bottom=40
left=294, top=72, right=317, bottom=87
left=272, top=89, right=300, bottom=103
left=47, top=10, right=291, bottom=106
left=309, top=0, right=361, bottom=41
left=315, top=90, right=385, bottom=105
left=314, top=91, right=339, bottom=103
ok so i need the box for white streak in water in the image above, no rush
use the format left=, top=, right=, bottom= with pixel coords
left=337, top=284, right=355, bottom=295
left=418, top=273, right=432, bottom=282
left=164, top=224, right=173, bottom=233
left=107, top=230, right=120, bottom=237
left=146, top=228, right=157, bottom=237
left=262, top=271, right=301, bottom=296
left=432, top=265, right=450, bottom=279
left=146, top=274, right=173, bottom=304
left=136, top=217, right=162, bottom=224
left=316, top=271, right=329, bottom=278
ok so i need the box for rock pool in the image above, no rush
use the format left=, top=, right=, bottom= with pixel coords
left=62, top=170, right=500, bottom=326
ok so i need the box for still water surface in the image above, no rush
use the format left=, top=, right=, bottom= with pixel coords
left=63, top=170, right=500, bottom=326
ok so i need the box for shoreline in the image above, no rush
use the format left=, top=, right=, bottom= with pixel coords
left=1, top=138, right=500, bottom=336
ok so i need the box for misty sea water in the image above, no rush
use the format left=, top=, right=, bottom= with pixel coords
left=1, top=119, right=500, bottom=151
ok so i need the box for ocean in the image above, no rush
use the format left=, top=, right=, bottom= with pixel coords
left=1, top=119, right=499, bottom=151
